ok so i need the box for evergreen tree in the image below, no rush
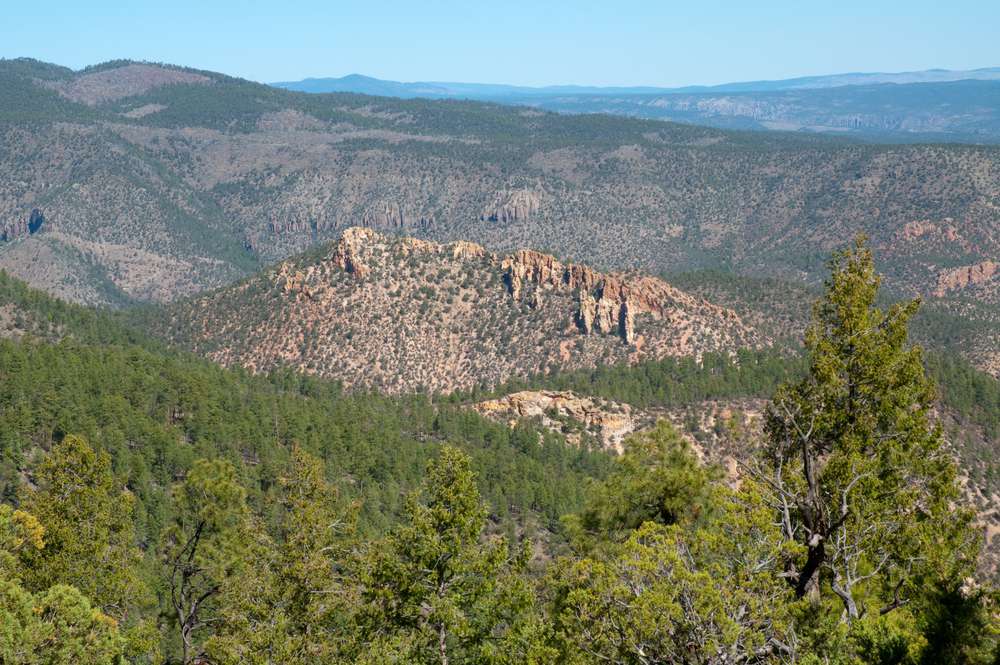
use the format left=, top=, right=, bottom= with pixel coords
left=551, top=427, right=793, bottom=664
left=0, top=504, right=125, bottom=664
left=161, top=458, right=253, bottom=665
left=205, top=447, right=358, bottom=664
left=17, top=435, right=155, bottom=658
left=563, top=421, right=719, bottom=549
left=755, top=238, right=981, bottom=647
left=0, top=582, right=126, bottom=665
left=357, top=446, right=551, bottom=664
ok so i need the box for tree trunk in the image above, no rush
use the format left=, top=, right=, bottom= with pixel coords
left=795, top=538, right=825, bottom=600
left=438, top=622, right=449, bottom=665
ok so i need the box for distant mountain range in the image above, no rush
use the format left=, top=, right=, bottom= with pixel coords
left=272, top=68, right=1000, bottom=143
left=272, top=67, right=1000, bottom=97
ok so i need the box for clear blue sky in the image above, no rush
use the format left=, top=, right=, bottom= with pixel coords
left=2, top=0, right=997, bottom=86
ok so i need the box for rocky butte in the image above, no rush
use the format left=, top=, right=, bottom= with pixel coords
left=160, top=227, right=761, bottom=394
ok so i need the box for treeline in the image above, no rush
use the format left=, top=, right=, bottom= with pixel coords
left=0, top=270, right=151, bottom=347
left=0, top=338, right=611, bottom=538
left=452, top=348, right=807, bottom=409
left=453, top=343, right=1000, bottom=444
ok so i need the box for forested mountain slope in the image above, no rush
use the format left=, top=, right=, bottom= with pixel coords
left=3, top=244, right=1000, bottom=661
left=1, top=58, right=998, bottom=326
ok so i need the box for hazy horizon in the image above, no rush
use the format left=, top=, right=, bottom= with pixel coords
left=3, top=0, right=998, bottom=87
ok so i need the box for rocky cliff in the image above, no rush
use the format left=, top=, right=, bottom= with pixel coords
left=474, top=390, right=636, bottom=451
left=481, top=189, right=541, bottom=223
left=1, top=209, right=44, bottom=242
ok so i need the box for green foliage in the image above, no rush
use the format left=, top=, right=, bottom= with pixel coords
left=564, top=421, right=720, bottom=548
left=205, top=447, right=358, bottom=664
left=161, top=458, right=254, bottom=664
left=455, top=348, right=805, bottom=410
left=0, top=581, right=125, bottom=665
left=0, top=505, right=43, bottom=578
left=758, top=237, right=981, bottom=639
left=17, top=436, right=156, bottom=657
left=0, top=504, right=126, bottom=664
left=550, top=484, right=794, bottom=664
left=357, top=447, right=552, bottom=664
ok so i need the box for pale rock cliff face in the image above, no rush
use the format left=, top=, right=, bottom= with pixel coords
left=934, top=261, right=998, bottom=296
left=481, top=189, right=541, bottom=222
left=474, top=390, right=636, bottom=451
left=329, top=227, right=378, bottom=278
left=362, top=201, right=405, bottom=229
left=362, top=201, right=434, bottom=231
left=500, top=248, right=738, bottom=346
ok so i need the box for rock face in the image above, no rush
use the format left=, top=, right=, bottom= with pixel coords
left=481, top=189, right=541, bottom=223
left=1, top=209, right=44, bottom=242
left=362, top=201, right=405, bottom=229
left=501, top=248, right=735, bottom=345
left=163, top=227, right=759, bottom=394
left=329, top=227, right=377, bottom=278
left=474, top=390, right=636, bottom=451
left=934, top=261, right=999, bottom=296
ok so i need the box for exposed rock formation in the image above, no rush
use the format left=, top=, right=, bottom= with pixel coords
left=451, top=240, right=486, bottom=260
left=474, top=390, right=636, bottom=451
left=361, top=201, right=434, bottom=231
left=362, top=201, right=405, bottom=229
left=330, top=227, right=377, bottom=278
left=162, top=227, right=759, bottom=394
left=481, top=189, right=541, bottom=223
left=1, top=209, right=44, bottom=242
left=500, top=248, right=735, bottom=345
left=934, top=261, right=998, bottom=296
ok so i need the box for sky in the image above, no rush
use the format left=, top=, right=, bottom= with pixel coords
left=2, top=1, right=998, bottom=87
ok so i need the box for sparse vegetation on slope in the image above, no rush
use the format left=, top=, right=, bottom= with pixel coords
left=148, top=228, right=759, bottom=393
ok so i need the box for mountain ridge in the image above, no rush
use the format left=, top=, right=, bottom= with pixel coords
left=0, top=58, right=998, bottom=376
left=272, top=66, right=1000, bottom=97
left=150, top=227, right=761, bottom=393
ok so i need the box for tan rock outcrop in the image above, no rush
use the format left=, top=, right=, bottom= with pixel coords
left=474, top=390, right=635, bottom=451
left=500, top=246, right=716, bottom=345
left=330, top=227, right=377, bottom=278
left=450, top=240, right=486, bottom=260
left=933, top=261, right=998, bottom=296
left=173, top=227, right=758, bottom=394
left=481, top=189, right=541, bottom=223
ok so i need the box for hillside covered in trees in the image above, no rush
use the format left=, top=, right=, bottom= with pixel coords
left=1, top=241, right=1000, bottom=662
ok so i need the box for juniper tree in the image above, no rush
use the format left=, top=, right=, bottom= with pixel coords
left=757, top=237, right=978, bottom=621
left=17, top=435, right=156, bottom=658
left=0, top=504, right=125, bottom=664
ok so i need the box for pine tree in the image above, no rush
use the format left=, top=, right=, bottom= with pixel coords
left=205, top=446, right=358, bottom=664
left=358, top=446, right=551, bottom=664
left=162, top=458, right=254, bottom=665
left=17, top=435, right=155, bottom=658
